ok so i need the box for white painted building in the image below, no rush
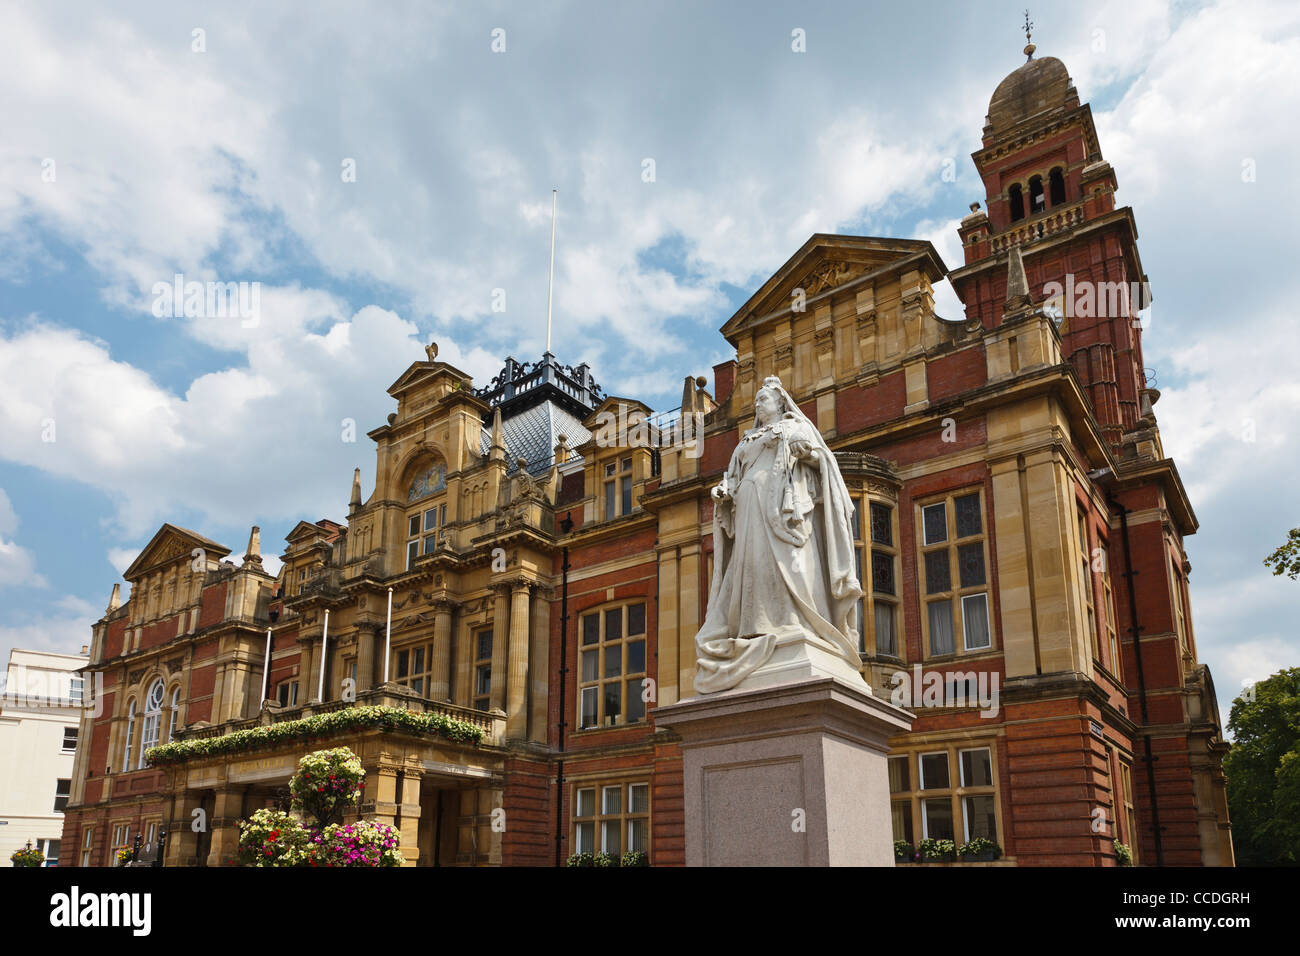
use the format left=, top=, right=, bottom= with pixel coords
left=0, top=648, right=88, bottom=866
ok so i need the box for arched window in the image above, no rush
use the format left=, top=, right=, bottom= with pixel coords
left=121, top=699, right=137, bottom=772
left=1029, top=176, right=1045, bottom=214
left=139, top=679, right=165, bottom=767
left=166, top=687, right=181, bottom=743
left=1049, top=167, right=1066, bottom=206
left=1008, top=184, right=1025, bottom=222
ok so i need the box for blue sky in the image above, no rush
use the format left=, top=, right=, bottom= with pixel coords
left=1, top=0, right=1297, bottom=731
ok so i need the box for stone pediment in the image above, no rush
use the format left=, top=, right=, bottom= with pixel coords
left=582, top=395, right=654, bottom=430
left=720, top=234, right=947, bottom=345
left=123, top=523, right=231, bottom=582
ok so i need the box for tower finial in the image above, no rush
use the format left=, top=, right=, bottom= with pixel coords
left=1023, top=10, right=1036, bottom=59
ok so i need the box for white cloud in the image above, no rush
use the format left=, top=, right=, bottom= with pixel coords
left=107, top=547, right=138, bottom=577
left=0, top=594, right=96, bottom=659
left=0, top=487, right=46, bottom=588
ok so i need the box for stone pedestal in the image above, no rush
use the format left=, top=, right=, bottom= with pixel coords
left=653, top=676, right=913, bottom=866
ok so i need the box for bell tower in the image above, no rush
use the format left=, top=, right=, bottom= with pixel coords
left=949, top=35, right=1157, bottom=453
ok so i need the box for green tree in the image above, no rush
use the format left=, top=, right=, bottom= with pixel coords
left=1223, top=667, right=1300, bottom=865
left=1263, top=528, right=1300, bottom=580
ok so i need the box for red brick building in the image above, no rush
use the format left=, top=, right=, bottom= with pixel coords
left=61, top=45, right=1232, bottom=867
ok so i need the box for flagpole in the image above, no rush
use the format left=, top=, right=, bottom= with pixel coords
left=318, top=609, right=330, bottom=701
left=545, top=188, right=556, bottom=353
left=259, top=626, right=272, bottom=704
left=383, top=587, right=393, bottom=684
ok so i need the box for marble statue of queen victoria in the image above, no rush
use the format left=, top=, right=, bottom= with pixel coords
left=694, top=375, right=866, bottom=694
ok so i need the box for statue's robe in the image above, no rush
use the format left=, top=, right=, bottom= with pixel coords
left=694, top=411, right=862, bottom=693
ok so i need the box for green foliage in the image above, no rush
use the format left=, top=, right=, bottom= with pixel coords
left=1264, top=528, right=1300, bottom=580
left=238, top=808, right=310, bottom=867
left=145, top=704, right=484, bottom=767
left=10, top=841, right=44, bottom=867
left=234, top=748, right=402, bottom=867
left=290, top=747, right=364, bottom=829
left=958, top=837, right=1002, bottom=860
left=1113, top=840, right=1133, bottom=866
left=1224, top=667, right=1300, bottom=865
left=565, top=850, right=644, bottom=867
left=313, top=821, right=402, bottom=867
left=918, top=838, right=956, bottom=861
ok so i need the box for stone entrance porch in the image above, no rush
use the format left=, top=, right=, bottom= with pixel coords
left=157, top=686, right=507, bottom=866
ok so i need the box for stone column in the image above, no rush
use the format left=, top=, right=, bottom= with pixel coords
left=490, top=585, right=509, bottom=712
left=165, top=789, right=203, bottom=867
left=301, top=637, right=320, bottom=703
left=371, top=759, right=402, bottom=834
left=206, top=786, right=247, bottom=868
left=506, top=580, right=531, bottom=739
left=529, top=587, right=550, bottom=743
left=430, top=600, right=453, bottom=702
left=456, top=621, right=474, bottom=707
left=678, top=544, right=702, bottom=700
left=398, top=761, right=423, bottom=867
left=356, top=623, right=376, bottom=692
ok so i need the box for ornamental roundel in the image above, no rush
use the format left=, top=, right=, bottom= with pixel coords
left=407, top=461, right=447, bottom=502
left=145, top=678, right=166, bottom=714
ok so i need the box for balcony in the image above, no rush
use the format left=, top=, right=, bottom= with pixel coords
left=989, top=197, right=1087, bottom=253
left=165, top=684, right=505, bottom=762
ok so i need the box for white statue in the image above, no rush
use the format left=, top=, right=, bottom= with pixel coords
left=694, top=375, right=865, bottom=693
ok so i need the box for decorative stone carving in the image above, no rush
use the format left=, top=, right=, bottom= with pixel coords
left=802, top=260, right=856, bottom=296
left=694, top=375, right=865, bottom=693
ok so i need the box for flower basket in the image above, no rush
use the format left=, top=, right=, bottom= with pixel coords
left=958, top=837, right=1002, bottom=862
left=893, top=840, right=915, bottom=863
left=565, top=851, right=595, bottom=867
left=232, top=747, right=402, bottom=867
left=918, top=838, right=956, bottom=863
left=238, top=808, right=310, bottom=867
left=620, top=850, right=649, bottom=867
left=289, top=747, right=365, bottom=830
left=10, top=842, right=44, bottom=867
left=314, top=821, right=402, bottom=867
left=1113, top=840, right=1133, bottom=866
